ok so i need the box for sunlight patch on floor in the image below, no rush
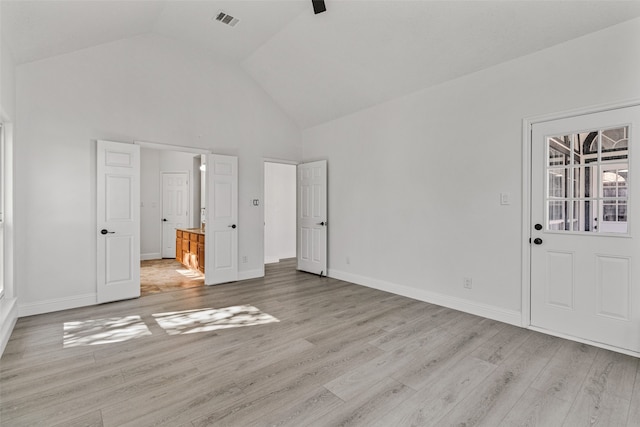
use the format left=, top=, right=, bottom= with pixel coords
left=153, top=305, right=280, bottom=336
left=63, top=315, right=152, bottom=348
left=175, top=269, right=203, bottom=279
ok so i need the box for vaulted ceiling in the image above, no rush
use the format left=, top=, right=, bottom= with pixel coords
left=3, top=1, right=640, bottom=128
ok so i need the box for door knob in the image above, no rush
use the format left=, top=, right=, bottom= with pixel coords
left=317, top=221, right=326, bottom=226
left=229, top=224, right=237, bottom=229
left=163, top=218, right=168, bottom=222
left=533, top=237, right=543, bottom=245
left=534, top=223, right=542, bottom=230
left=100, top=229, right=115, bottom=235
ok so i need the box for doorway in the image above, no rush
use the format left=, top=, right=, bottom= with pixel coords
left=528, top=104, right=640, bottom=353
left=264, top=162, right=296, bottom=266
left=139, top=145, right=205, bottom=296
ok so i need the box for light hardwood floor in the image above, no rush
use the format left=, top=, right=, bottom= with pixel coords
left=140, top=259, right=204, bottom=297
left=2, top=259, right=640, bottom=426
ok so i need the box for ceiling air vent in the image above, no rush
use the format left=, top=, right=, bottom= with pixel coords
left=215, top=11, right=239, bottom=27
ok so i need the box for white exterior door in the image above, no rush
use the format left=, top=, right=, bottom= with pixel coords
left=297, top=160, right=327, bottom=276
left=161, top=172, right=189, bottom=258
left=531, top=105, right=640, bottom=352
left=97, top=140, right=140, bottom=303
left=205, top=154, right=238, bottom=285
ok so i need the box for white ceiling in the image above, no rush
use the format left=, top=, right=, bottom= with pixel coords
left=3, top=0, right=640, bottom=129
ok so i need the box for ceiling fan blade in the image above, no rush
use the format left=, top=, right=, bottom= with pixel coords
left=312, top=0, right=326, bottom=15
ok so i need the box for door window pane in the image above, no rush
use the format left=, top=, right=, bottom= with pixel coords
left=548, top=135, right=571, bottom=166
left=548, top=201, right=568, bottom=231
left=602, top=126, right=629, bottom=161
left=544, top=126, right=629, bottom=234
left=548, top=169, right=568, bottom=198
left=573, top=165, right=597, bottom=198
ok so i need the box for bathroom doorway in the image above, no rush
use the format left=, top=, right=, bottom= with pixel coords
left=264, top=162, right=296, bottom=266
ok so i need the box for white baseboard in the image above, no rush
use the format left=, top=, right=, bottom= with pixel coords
left=238, top=268, right=264, bottom=281
left=141, top=253, right=162, bottom=261
left=18, top=293, right=97, bottom=317
left=0, top=297, right=18, bottom=357
left=264, top=257, right=280, bottom=264
left=329, top=269, right=522, bottom=326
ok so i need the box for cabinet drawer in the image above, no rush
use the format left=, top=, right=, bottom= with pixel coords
left=190, top=233, right=198, bottom=242
left=198, top=234, right=205, bottom=243
left=176, top=230, right=183, bottom=238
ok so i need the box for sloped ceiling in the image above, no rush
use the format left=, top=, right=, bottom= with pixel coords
left=3, top=0, right=640, bottom=129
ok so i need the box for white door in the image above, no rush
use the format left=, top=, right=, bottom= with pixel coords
left=297, top=160, right=327, bottom=276
left=161, top=172, right=189, bottom=258
left=205, top=154, right=238, bottom=285
left=531, top=105, right=640, bottom=352
left=97, top=140, right=140, bottom=303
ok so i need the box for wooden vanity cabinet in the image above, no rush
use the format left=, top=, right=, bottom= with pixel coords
left=176, top=229, right=205, bottom=273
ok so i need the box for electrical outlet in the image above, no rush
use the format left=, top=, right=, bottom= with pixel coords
left=463, top=277, right=473, bottom=289
left=242, top=255, right=248, bottom=264
left=346, top=256, right=351, bottom=265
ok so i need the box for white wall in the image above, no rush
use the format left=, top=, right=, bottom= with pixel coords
left=15, top=33, right=301, bottom=316
left=264, top=162, right=296, bottom=263
left=1, top=18, right=15, bottom=119
left=0, top=7, right=17, bottom=354
left=302, top=18, right=640, bottom=325
left=140, top=147, right=161, bottom=259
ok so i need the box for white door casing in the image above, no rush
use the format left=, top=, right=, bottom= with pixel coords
left=97, top=140, right=140, bottom=303
left=530, top=105, right=640, bottom=352
left=297, top=160, right=327, bottom=276
left=205, top=154, right=238, bottom=285
left=161, top=172, right=189, bottom=258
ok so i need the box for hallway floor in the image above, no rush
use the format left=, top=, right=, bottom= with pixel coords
left=140, top=259, right=204, bottom=297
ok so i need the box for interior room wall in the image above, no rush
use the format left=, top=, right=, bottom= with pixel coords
left=0, top=12, right=17, bottom=355
left=264, top=162, right=296, bottom=263
left=14, top=33, right=301, bottom=316
left=140, top=147, right=161, bottom=259
left=1, top=16, right=15, bottom=119
left=302, top=17, right=640, bottom=325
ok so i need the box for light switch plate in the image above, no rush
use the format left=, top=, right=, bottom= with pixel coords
left=500, top=192, right=511, bottom=205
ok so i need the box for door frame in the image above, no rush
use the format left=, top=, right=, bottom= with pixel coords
left=262, top=158, right=300, bottom=275
left=521, top=98, right=640, bottom=355
left=263, top=160, right=298, bottom=265
left=135, top=140, right=208, bottom=281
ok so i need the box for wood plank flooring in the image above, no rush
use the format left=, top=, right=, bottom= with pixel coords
left=2, top=258, right=639, bottom=426
left=140, top=259, right=204, bottom=297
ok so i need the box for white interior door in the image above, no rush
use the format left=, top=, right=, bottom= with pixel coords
left=161, top=172, right=189, bottom=258
left=205, top=154, right=238, bottom=285
left=531, top=105, right=640, bottom=352
left=297, top=160, right=327, bottom=276
left=97, top=140, right=140, bottom=303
